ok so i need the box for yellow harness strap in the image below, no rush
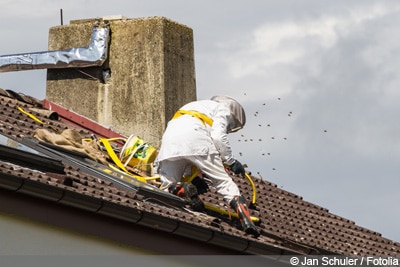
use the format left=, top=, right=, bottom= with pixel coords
left=18, top=106, right=45, bottom=124
left=172, top=110, right=213, bottom=126
left=18, top=106, right=59, bottom=133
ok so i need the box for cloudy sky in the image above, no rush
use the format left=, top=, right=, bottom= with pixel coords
left=0, top=0, right=399, bottom=242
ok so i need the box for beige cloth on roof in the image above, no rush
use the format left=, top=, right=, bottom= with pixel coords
left=33, top=128, right=109, bottom=165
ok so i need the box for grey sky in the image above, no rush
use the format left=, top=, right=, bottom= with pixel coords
left=1, top=0, right=399, bottom=242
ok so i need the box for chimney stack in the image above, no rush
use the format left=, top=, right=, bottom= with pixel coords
left=46, top=16, right=197, bottom=147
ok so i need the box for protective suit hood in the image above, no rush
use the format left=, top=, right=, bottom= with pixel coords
left=211, top=95, right=246, bottom=133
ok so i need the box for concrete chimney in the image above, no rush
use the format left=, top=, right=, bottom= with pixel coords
left=46, top=16, right=197, bottom=148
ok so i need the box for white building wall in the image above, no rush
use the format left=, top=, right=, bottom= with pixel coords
left=0, top=211, right=196, bottom=267
left=0, top=211, right=145, bottom=255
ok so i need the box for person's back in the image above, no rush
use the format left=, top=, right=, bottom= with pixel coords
left=156, top=99, right=224, bottom=162
left=155, top=96, right=260, bottom=237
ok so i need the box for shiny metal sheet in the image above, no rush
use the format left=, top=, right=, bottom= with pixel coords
left=0, top=27, right=109, bottom=72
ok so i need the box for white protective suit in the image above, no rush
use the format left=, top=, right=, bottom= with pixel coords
left=155, top=96, right=246, bottom=203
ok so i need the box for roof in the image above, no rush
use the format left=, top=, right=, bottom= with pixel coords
left=0, top=88, right=399, bottom=257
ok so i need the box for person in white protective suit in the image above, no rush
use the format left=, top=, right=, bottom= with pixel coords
left=155, top=95, right=260, bottom=237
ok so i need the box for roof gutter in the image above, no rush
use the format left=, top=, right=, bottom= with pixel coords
left=0, top=165, right=301, bottom=257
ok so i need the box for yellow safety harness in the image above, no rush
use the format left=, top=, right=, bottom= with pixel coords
left=172, top=110, right=213, bottom=126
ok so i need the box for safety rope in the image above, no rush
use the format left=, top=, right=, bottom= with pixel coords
left=100, top=137, right=160, bottom=183
left=100, top=137, right=147, bottom=183
left=17, top=106, right=59, bottom=133
left=244, top=172, right=257, bottom=206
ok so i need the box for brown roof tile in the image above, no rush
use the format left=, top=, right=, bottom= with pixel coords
left=0, top=91, right=399, bottom=257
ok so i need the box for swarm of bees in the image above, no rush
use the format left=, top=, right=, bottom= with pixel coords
left=236, top=96, right=328, bottom=174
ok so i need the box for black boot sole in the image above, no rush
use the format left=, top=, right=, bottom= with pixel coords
left=186, top=183, right=205, bottom=212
